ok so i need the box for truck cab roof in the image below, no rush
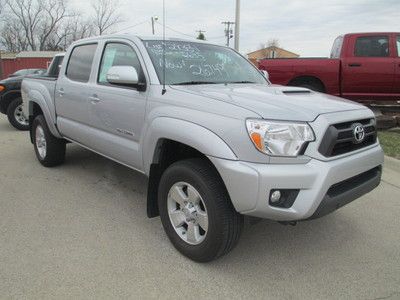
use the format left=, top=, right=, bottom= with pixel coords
left=69, top=34, right=221, bottom=48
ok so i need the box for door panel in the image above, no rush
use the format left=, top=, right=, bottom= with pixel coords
left=88, top=85, right=146, bottom=168
left=87, top=42, right=147, bottom=170
left=341, top=35, right=395, bottom=100
left=55, top=43, right=97, bottom=144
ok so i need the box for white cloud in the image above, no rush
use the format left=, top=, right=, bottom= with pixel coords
left=70, top=0, right=400, bottom=56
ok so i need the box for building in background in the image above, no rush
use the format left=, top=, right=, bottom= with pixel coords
left=247, top=46, right=299, bottom=66
left=0, top=51, right=61, bottom=79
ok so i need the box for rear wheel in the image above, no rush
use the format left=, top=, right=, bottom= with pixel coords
left=32, top=115, right=66, bottom=167
left=6, top=98, right=29, bottom=131
left=158, top=158, right=243, bottom=262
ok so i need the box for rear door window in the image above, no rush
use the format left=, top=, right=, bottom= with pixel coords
left=354, top=36, right=389, bottom=57
left=397, top=36, right=400, bottom=57
left=66, top=44, right=97, bottom=82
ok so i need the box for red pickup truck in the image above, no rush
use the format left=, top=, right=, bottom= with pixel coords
left=259, top=32, right=400, bottom=104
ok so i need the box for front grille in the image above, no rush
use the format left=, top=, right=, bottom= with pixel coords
left=319, top=118, right=377, bottom=157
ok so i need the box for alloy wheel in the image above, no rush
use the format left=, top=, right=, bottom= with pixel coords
left=167, top=182, right=209, bottom=245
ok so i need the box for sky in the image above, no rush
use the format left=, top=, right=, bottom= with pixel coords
left=71, top=0, right=400, bottom=57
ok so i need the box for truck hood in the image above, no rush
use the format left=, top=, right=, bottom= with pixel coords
left=172, top=84, right=365, bottom=121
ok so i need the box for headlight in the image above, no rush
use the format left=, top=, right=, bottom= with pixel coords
left=0, top=85, right=5, bottom=92
left=246, top=119, right=315, bottom=157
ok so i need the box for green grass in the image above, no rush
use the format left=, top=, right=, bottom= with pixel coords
left=378, top=131, right=400, bottom=159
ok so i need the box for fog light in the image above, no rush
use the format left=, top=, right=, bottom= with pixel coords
left=270, top=190, right=281, bottom=203
left=269, top=189, right=300, bottom=208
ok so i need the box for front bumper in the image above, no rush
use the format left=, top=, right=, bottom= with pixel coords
left=209, top=144, right=384, bottom=221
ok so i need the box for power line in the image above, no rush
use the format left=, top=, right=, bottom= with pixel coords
left=112, top=20, right=150, bottom=34
left=153, top=22, right=226, bottom=43
left=207, top=36, right=226, bottom=40
left=155, top=21, right=195, bottom=38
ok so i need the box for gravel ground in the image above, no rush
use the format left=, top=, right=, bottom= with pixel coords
left=0, top=115, right=399, bottom=299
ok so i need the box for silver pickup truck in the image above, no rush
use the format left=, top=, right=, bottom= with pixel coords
left=22, top=35, right=384, bottom=262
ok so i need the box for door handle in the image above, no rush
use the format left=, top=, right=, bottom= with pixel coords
left=89, top=95, right=100, bottom=104
left=348, top=63, right=362, bottom=67
left=58, top=88, right=65, bottom=96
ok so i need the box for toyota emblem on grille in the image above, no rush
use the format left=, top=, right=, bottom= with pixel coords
left=353, top=123, right=365, bottom=143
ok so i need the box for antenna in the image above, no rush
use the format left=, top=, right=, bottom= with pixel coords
left=161, top=0, right=167, bottom=95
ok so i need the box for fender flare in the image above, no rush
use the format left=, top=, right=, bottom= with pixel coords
left=142, top=117, right=237, bottom=175
left=28, top=90, right=62, bottom=138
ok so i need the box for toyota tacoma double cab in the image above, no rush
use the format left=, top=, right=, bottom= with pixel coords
left=22, top=35, right=384, bottom=262
left=259, top=32, right=400, bottom=105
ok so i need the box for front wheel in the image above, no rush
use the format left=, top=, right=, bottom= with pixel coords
left=6, top=98, right=29, bottom=131
left=32, top=115, right=66, bottom=167
left=158, top=158, right=243, bottom=262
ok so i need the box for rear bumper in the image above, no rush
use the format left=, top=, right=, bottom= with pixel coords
left=209, top=144, right=384, bottom=221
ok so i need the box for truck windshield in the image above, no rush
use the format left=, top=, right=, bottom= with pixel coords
left=144, top=40, right=267, bottom=85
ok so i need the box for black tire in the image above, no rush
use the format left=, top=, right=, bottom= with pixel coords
left=6, top=97, right=29, bottom=131
left=32, top=115, right=66, bottom=167
left=158, top=158, right=243, bottom=262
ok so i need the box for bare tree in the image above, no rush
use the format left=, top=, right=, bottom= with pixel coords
left=2, top=0, right=73, bottom=51
left=37, top=0, right=71, bottom=50
left=92, top=0, right=122, bottom=35
left=46, top=16, right=94, bottom=50
left=257, top=39, right=280, bottom=59
left=0, top=0, right=125, bottom=53
left=4, top=0, right=43, bottom=50
left=1, top=16, right=29, bottom=52
left=70, top=18, right=94, bottom=40
left=267, top=38, right=279, bottom=48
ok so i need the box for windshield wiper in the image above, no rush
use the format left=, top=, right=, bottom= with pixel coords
left=173, top=81, right=219, bottom=85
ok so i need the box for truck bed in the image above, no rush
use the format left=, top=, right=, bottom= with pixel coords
left=21, top=76, right=58, bottom=123
left=258, top=58, right=341, bottom=96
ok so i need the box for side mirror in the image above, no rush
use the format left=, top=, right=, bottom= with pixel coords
left=261, top=70, right=269, bottom=81
left=106, top=66, right=139, bottom=85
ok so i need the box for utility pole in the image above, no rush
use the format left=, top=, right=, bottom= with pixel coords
left=222, top=21, right=235, bottom=47
left=234, top=0, right=241, bottom=51
left=151, top=16, right=158, bottom=35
